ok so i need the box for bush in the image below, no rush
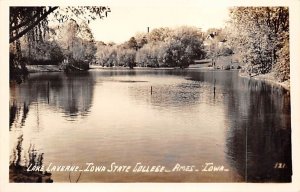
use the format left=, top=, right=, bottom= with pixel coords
left=221, top=47, right=233, bottom=56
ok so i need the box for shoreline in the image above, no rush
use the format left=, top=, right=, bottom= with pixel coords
left=26, top=64, right=199, bottom=72
left=239, top=72, right=290, bottom=91
left=25, top=65, right=290, bottom=91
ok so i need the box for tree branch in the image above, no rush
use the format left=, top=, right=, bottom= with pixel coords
left=10, top=10, right=42, bottom=31
left=9, top=6, right=59, bottom=43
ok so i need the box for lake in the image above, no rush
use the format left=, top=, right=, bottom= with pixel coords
left=9, top=68, right=292, bottom=182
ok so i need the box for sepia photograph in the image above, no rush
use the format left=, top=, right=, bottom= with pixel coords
left=1, top=0, right=300, bottom=191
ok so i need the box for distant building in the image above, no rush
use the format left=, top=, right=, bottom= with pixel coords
left=206, top=32, right=218, bottom=41
left=204, top=31, right=228, bottom=49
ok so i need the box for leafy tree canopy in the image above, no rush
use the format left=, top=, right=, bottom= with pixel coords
left=227, top=7, right=289, bottom=80
left=10, top=6, right=111, bottom=44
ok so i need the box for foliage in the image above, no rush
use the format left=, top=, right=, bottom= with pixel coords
left=205, top=28, right=227, bottom=42
left=10, top=6, right=110, bottom=44
left=134, top=33, right=148, bottom=49
left=125, top=37, right=138, bottom=50
left=274, top=32, right=290, bottom=82
left=136, top=42, right=161, bottom=67
left=19, top=30, right=64, bottom=64
left=204, top=27, right=232, bottom=58
left=220, top=47, right=233, bottom=56
left=165, top=26, right=205, bottom=67
left=9, top=6, right=110, bottom=75
left=117, top=49, right=136, bottom=68
left=45, top=19, right=97, bottom=70
left=95, top=26, right=205, bottom=68
left=228, top=7, right=289, bottom=80
left=48, top=42, right=65, bottom=63
left=10, top=7, right=57, bottom=44
left=95, top=45, right=118, bottom=67
left=137, top=26, right=205, bottom=68
left=148, top=27, right=171, bottom=42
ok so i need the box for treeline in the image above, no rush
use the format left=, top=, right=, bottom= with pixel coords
left=227, top=7, right=289, bottom=82
left=11, top=24, right=207, bottom=73
left=95, top=26, right=206, bottom=68
left=10, top=7, right=290, bottom=83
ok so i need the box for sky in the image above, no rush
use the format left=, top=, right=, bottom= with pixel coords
left=87, top=2, right=230, bottom=43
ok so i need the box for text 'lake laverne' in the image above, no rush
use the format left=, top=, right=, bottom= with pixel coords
left=26, top=162, right=229, bottom=173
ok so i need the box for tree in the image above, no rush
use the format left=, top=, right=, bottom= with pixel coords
left=10, top=7, right=58, bottom=44
left=204, top=27, right=231, bottom=58
left=56, top=19, right=97, bottom=69
left=228, top=7, right=289, bottom=80
left=94, top=26, right=205, bottom=69
left=134, top=32, right=148, bottom=48
left=95, top=45, right=118, bottom=67
left=136, top=42, right=160, bottom=67
left=170, top=26, right=205, bottom=64
left=274, top=31, right=289, bottom=81
left=148, top=27, right=171, bottom=42
left=10, top=6, right=111, bottom=44
left=49, top=42, right=64, bottom=63
left=156, top=26, right=205, bottom=68
left=117, top=49, right=136, bottom=68
left=10, top=6, right=111, bottom=75
left=136, top=26, right=205, bottom=68
left=17, top=25, right=63, bottom=65
left=126, top=37, right=138, bottom=50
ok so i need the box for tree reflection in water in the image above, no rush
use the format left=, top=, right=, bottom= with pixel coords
left=10, top=72, right=95, bottom=123
left=10, top=135, right=53, bottom=183
left=9, top=70, right=291, bottom=182
left=9, top=72, right=96, bottom=182
left=225, top=78, right=292, bottom=182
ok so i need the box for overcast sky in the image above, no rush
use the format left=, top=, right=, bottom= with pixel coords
left=88, top=2, right=230, bottom=43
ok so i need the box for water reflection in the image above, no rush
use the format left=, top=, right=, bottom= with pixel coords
left=188, top=70, right=291, bottom=182
left=9, top=69, right=291, bottom=182
left=224, top=77, right=291, bottom=182
left=10, top=72, right=95, bottom=125
left=110, top=69, right=291, bottom=182
left=10, top=135, right=53, bottom=183
left=9, top=101, right=29, bottom=131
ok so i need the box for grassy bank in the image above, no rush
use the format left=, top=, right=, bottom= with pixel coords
left=190, top=55, right=240, bottom=69
left=24, top=60, right=290, bottom=91
left=240, top=72, right=290, bottom=90
left=195, top=55, right=290, bottom=91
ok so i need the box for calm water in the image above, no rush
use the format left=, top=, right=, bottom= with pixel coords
left=9, top=69, right=292, bottom=182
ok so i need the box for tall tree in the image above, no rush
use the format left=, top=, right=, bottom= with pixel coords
left=228, top=7, right=289, bottom=81
left=56, top=19, right=97, bottom=69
